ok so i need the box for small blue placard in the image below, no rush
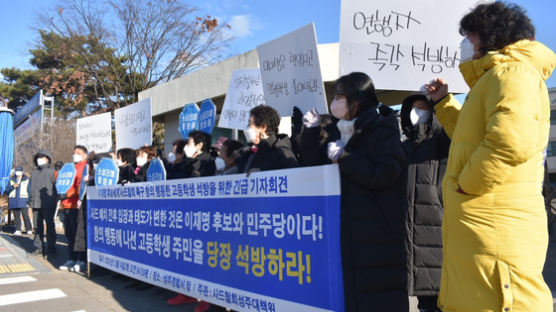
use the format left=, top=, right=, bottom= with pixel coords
left=79, top=164, right=89, bottom=201
left=179, top=103, right=199, bottom=139
left=199, top=99, right=216, bottom=134
left=94, top=158, right=119, bottom=186
left=147, top=158, right=166, bottom=182
left=56, top=163, right=76, bottom=195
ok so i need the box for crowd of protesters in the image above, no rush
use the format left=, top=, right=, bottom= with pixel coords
left=3, top=2, right=555, bottom=311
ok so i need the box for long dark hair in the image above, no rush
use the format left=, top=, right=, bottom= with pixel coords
left=334, top=72, right=379, bottom=119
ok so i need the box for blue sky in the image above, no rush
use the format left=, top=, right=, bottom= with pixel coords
left=0, top=0, right=554, bottom=88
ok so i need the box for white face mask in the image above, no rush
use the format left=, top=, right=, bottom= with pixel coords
left=116, top=159, right=124, bottom=167
left=330, top=98, right=349, bottom=120
left=167, top=152, right=176, bottom=163
left=244, top=128, right=258, bottom=144
left=410, top=107, right=432, bottom=126
left=459, top=37, right=475, bottom=63
left=184, top=144, right=197, bottom=158
left=73, top=154, right=83, bottom=163
left=15, top=171, right=23, bottom=177
left=136, top=157, right=147, bottom=167
left=37, top=158, right=48, bottom=167
left=215, top=157, right=226, bottom=171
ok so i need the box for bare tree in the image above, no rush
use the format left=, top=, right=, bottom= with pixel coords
left=36, top=0, right=231, bottom=113
left=15, top=120, right=75, bottom=173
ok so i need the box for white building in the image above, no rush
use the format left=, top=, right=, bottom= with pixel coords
left=137, top=43, right=414, bottom=154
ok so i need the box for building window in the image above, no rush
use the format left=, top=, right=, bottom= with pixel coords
left=551, top=110, right=556, bottom=125
left=548, top=142, right=556, bottom=157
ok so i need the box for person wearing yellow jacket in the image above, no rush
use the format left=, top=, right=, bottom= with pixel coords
left=425, top=3, right=556, bottom=312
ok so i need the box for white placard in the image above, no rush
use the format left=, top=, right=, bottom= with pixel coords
left=340, top=0, right=479, bottom=93
left=257, top=23, right=328, bottom=117
left=219, top=69, right=265, bottom=130
left=114, top=98, right=152, bottom=151
left=76, top=112, right=112, bottom=153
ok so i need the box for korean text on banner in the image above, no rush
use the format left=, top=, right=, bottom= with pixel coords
left=257, top=23, right=328, bottom=117
left=179, top=103, right=199, bottom=139
left=114, top=98, right=152, bottom=151
left=76, top=112, right=113, bottom=153
left=147, top=158, right=166, bottom=182
left=87, top=164, right=344, bottom=312
left=198, top=99, right=216, bottom=134
left=56, top=163, right=76, bottom=195
left=339, top=0, right=477, bottom=93
left=95, top=158, right=119, bottom=187
left=219, top=69, right=265, bottom=130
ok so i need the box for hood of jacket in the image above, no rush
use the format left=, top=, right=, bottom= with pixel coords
left=400, top=94, right=443, bottom=142
left=459, top=39, right=556, bottom=88
left=34, top=149, right=53, bottom=167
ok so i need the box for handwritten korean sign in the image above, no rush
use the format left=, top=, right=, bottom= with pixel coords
left=219, top=69, right=265, bottom=130
left=340, top=0, right=476, bottom=93
left=257, top=23, right=328, bottom=116
left=114, top=98, right=152, bottom=150
left=76, top=112, right=113, bottom=153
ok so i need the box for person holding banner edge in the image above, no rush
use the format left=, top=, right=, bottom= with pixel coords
left=58, top=145, right=88, bottom=272
left=425, top=2, right=556, bottom=311
left=300, top=72, right=408, bottom=311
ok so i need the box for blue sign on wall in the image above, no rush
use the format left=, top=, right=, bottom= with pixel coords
left=179, top=103, right=199, bottom=139
left=147, top=158, right=166, bottom=182
left=87, top=165, right=344, bottom=312
left=94, top=158, right=119, bottom=186
left=56, top=163, right=76, bottom=195
left=79, top=164, right=89, bottom=201
left=199, top=99, right=216, bottom=134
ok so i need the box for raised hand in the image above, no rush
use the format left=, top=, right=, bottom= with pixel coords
left=425, top=78, right=449, bottom=102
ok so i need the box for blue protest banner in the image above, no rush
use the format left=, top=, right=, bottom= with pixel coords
left=94, top=157, right=119, bottom=186
left=79, top=164, right=89, bottom=201
left=147, top=158, right=166, bottom=182
left=199, top=99, right=216, bottom=134
left=87, top=165, right=344, bottom=312
left=56, top=163, right=76, bottom=195
left=179, top=103, right=199, bottom=139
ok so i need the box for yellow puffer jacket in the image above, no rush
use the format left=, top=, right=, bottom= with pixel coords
left=435, top=40, right=556, bottom=312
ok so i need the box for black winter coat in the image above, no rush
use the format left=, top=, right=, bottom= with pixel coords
left=301, top=106, right=408, bottom=312
left=400, top=99, right=450, bottom=296
left=118, top=164, right=135, bottom=184
left=29, top=165, right=57, bottom=210
left=183, top=152, right=216, bottom=178
left=234, top=134, right=298, bottom=173
left=166, top=158, right=189, bottom=180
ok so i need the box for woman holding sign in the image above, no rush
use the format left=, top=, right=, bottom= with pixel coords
left=425, top=3, right=556, bottom=311
left=300, top=72, right=408, bottom=311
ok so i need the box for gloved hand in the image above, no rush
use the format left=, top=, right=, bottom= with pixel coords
left=327, top=140, right=344, bottom=161
left=303, top=108, right=320, bottom=128
left=292, top=106, right=303, bottom=136
left=58, top=194, right=67, bottom=201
